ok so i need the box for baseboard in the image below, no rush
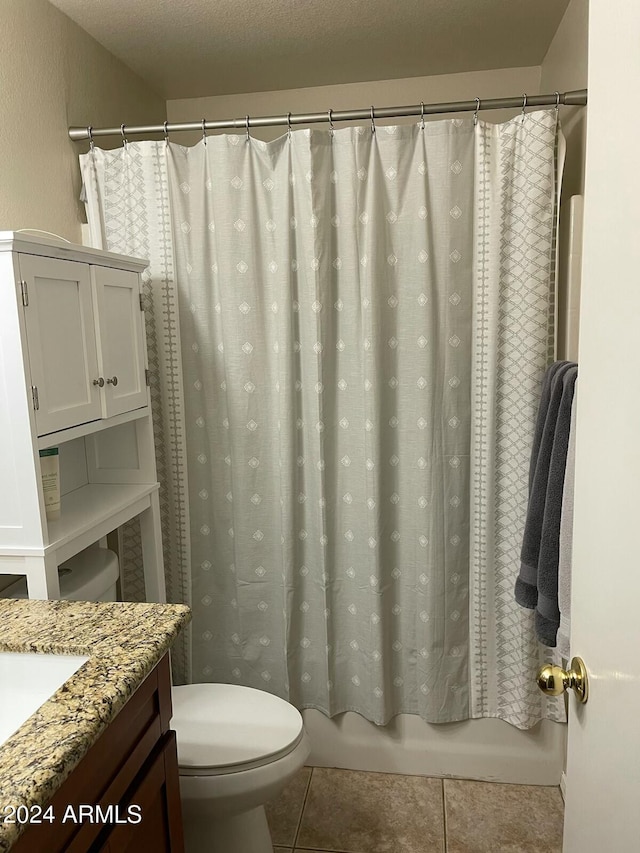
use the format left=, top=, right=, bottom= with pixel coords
left=560, top=770, right=567, bottom=801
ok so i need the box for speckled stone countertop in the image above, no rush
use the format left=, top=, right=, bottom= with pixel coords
left=0, top=598, right=191, bottom=851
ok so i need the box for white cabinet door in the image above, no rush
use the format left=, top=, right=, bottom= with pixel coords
left=91, top=266, right=147, bottom=418
left=20, top=255, right=102, bottom=436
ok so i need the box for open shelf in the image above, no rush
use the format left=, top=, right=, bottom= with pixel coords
left=45, top=482, right=158, bottom=559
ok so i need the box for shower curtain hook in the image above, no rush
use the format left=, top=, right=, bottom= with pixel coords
left=555, top=91, right=561, bottom=112
left=245, top=115, right=250, bottom=143
left=370, top=106, right=376, bottom=135
left=120, top=124, right=128, bottom=148
left=287, top=113, right=292, bottom=141
left=87, top=125, right=94, bottom=151
left=328, top=109, right=334, bottom=137
left=474, top=98, right=480, bottom=126
left=521, top=94, right=527, bottom=124
left=202, top=118, right=207, bottom=145
left=420, top=101, right=425, bottom=130
left=164, top=120, right=169, bottom=143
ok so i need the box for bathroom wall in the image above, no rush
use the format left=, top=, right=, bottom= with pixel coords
left=541, top=0, right=588, bottom=195
left=0, top=0, right=166, bottom=243
left=166, top=65, right=542, bottom=143
left=540, top=0, right=589, bottom=359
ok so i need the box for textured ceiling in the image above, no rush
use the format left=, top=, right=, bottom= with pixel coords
left=49, top=0, right=570, bottom=100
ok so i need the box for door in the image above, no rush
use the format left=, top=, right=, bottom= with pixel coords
left=19, top=254, right=102, bottom=435
left=563, top=3, right=640, bottom=850
left=91, top=266, right=148, bottom=418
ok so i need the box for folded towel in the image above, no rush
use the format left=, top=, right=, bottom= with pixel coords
left=515, top=361, right=578, bottom=646
left=557, top=388, right=577, bottom=658
left=527, top=361, right=570, bottom=495
left=515, top=362, right=576, bottom=607
left=535, top=366, right=578, bottom=645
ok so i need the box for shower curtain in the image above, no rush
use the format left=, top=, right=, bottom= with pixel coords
left=81, top=110, right=564, bottom=728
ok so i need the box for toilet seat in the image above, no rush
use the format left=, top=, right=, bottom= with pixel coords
left=172, top=684, right=304, bottom=777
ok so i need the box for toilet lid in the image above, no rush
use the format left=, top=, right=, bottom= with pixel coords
left=171, top=684, right=304, bottom=773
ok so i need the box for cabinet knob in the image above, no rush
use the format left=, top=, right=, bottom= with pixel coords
left=93, top=377, right=105, bottom=387
left=106, top=376, right=118, bottom=386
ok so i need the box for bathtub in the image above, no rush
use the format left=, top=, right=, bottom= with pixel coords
left=302, top=710, right=565, bottom=785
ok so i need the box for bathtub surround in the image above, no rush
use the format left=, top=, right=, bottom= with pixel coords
left=81, top=109, right=564, bottom=729
left=557, top=393, right=577, bottom=659
left=301, top=708, right=565, bottom=784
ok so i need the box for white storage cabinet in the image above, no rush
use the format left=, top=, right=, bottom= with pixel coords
left=0, top=232, right=165, bottom=601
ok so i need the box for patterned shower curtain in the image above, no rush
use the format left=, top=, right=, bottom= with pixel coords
left=81, top=110, right=564, bottom=728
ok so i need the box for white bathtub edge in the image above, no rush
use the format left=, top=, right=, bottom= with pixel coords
left=302, top=710, right=566, bottom=786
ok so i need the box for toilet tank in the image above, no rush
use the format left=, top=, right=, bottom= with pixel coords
left=3, top=545, right=119, bottom=602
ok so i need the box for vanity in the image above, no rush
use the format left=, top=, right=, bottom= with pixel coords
left=0, top=598, right=191, bottom=852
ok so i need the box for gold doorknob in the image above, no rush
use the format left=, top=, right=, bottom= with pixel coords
left=536, top=656, right=589, bottom=704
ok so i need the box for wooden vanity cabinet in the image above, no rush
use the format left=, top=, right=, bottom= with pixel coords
left=13, top=654, right=184, bottom=853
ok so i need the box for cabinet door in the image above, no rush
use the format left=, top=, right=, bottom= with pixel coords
left=19, top=254, right=102, bottom=436
left=92, top=266, right=148, bottom=418
left=94, top=732, right=185, bottom=853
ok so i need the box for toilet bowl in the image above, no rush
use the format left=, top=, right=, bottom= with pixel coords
left=171, top=683, right=310, bottom=853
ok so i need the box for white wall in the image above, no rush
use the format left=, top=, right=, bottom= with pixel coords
left=0, top=0, right=166, bottom=243
left=167, top=66, right=542, bottom=144
left=541, top=0, right=588, bottom=194
left=540, top=0, right=589, bottom=358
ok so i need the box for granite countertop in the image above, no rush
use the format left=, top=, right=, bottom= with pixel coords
left=0, top=598, right=191, bottom=851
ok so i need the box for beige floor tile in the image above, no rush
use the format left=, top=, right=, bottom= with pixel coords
left=266, top=766, right=312, bottom=846
left=297, top=767, right=445, bottom=853
left=444, top=779, right=564, bottom=853
left=274, top=848, right=292, bottom=852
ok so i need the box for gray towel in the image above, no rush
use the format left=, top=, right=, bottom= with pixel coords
left=527, top=361, right=570, bottom=494
left=515, top=361, right=578, bottom=646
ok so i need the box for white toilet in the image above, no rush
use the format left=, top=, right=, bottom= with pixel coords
left=171, top=683, right=310, bottom=853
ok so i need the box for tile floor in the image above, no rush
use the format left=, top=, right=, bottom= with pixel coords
left=266, top=766, right=564, bottom=852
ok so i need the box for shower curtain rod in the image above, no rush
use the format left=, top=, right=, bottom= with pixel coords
left=68, top=88, right=587, bottom=142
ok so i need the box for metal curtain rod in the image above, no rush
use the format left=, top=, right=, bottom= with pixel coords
left=69, top=88, right=587, bottom=141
